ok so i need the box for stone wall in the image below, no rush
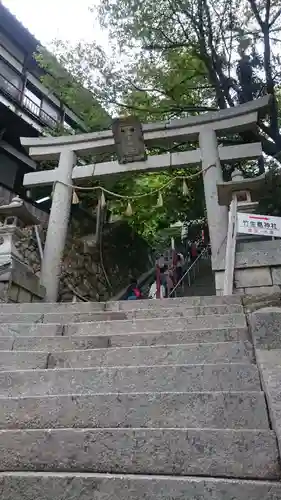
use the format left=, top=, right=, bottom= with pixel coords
left=249, top=307, right=281, bottom=456
left=214, top=240, right=281, bottom=295
left=0, top=260, right=45, bottom=303
left=15, top=220, right=152, bottom=302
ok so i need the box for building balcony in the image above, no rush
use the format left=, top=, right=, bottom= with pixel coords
left=0, top=70, right=59, bottom=130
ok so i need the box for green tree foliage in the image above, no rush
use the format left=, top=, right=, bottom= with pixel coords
left=109, top=168, right=205, bottom=241
left=36, top=46, right=111, bottom=131
left=98, top=0, right=281, bottom=159
left=37, top=41, right=209, bottom=242
left=36, top=0, right=281, bottom=242
left=259, top=163, right=281, bottom=216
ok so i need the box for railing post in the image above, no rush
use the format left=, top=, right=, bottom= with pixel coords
left=156, top=265, right=161, bottom=299
left=223, top=196, right=237, bottom=295
left=33, top=225, right=43, bottom=261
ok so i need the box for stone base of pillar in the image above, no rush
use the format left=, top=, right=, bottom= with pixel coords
left=213, top=239, right=281, bottom=296
left=0, top=258, right=45, bottom=303
left=0, top=226, right=45, bottom=303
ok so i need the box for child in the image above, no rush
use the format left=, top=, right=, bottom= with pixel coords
left=163, top=265, right=175, bottom=297
left=126, top=278, right=142, bottom=300
left=175, top=252, right=185, bottom=284
left=148, top=280, right=165, bottom=299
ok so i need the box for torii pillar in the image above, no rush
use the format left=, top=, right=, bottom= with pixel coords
left=199, top=128, right=227, bottom=262
left=21, top=95, right=270, bottom=301
left=40, top=150, right=76, bottom=303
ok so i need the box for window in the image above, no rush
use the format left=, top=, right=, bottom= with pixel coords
left=0, top=58, right=22, bottom=100
left=40, top=99, right=59, bottom=128
left=23, top=86, right=41, bottom=117
left=64, top=119, right=75, bottom=134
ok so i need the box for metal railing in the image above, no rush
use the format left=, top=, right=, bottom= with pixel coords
left=169, top=246, right=209, bottom=297
left=0, top=71, right=58, bottom=129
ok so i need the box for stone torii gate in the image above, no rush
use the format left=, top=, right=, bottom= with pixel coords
left=21, top=95, right=270, bottom=302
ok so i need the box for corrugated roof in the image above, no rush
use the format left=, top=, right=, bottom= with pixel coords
left=0, top=2, right=41, bottom=51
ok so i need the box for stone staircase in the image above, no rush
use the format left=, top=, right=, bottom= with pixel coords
left=0, top=295, right=280, bottom=499
left=183, top=257, right=216, bottom=297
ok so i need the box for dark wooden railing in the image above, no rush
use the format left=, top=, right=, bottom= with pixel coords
left=0, top=71, right=58, bottom=129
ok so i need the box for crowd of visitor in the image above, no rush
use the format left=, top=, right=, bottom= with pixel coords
left=125, top=239, right=209, bottom=301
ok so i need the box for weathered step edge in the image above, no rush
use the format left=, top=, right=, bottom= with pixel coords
left=45, top=342, right=253, bottom=369
left=0, top=473, right=281, bottom=500
left=0, top=391, right=269, bottom=430
left=0, top=310, right=246, bottom=326
left=0, top=364, right=261, bottom=396
left=0, top=341, right=253, bottom=371
left=9, top=328, right=249, bottom=350
left=65, top=314, right=247, bottom=335
left=0, top=428, right=278, bottom=479
left=0, top=294, right=242, bottom=313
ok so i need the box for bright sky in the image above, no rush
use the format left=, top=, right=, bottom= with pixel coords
left=2, top=0, right=109, bottom=47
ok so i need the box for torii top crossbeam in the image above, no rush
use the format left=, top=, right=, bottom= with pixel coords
left=20, top=95, right=271, bottom=302
left=21, top=95, right=270, bottom=160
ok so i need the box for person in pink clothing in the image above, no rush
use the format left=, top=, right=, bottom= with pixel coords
left=190, top=242, right=198, bottom=262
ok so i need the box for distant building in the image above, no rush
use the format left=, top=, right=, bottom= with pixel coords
left=0, top=3, right=88, bottom=207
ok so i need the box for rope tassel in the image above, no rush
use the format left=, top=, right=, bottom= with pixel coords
left=156, top=192, right=163, bottom=207
left=182, top=179, right=188, bottom=196
left=72, top=190, right=79, bottom=204
left=100, top=190, right=106, bottom=208
left=125, top=201, right=133, bottom=216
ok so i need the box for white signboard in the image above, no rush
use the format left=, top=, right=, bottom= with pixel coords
left=237, top=212, right=281, bottom=238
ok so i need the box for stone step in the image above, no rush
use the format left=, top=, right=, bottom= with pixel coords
left=0, top=428, right=278, bottom=478
left=0, top=342, right=252, bottom=370
left=0, top=320, right=248, bottom=339
left=0, top=323, right=64, bottom=338
left=0, top=295, right=242, bottom=314
left=0, top=305, right=244, bottom=324
left=117, top=294, right=242, bottom=310
left=1, top=473, right=281, bottom=500
left=46, top=342, right=253, bottom=369
left=0, top=391, right=268, bottom=430
left=11, top=335, right=111, bottom=350
left=65, top=313, right=247, bottom=336
left=0, top=311, right=127, bottom=324
left=0, top=338, right=14, bottom=350
left=9, top=327, right=249, bottom=351
left=0, top=364, right=261, bottom=397
left=43, top=304, right=242, bottom=322
left=125, top=304, right=243, bottom=319
left=0, top=351, right=48, bottom=370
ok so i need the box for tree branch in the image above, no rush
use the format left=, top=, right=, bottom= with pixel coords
left=270, top=7, right=281, bottom=27
left=265, top=0, right=271, bottom=24
left=143, top=42, right=190, bottom=51
left=108, top=97, right=217, bottom=115
left=167, top=0, right=191, bottom=42
left=202, top=0, right=235, bottom=107
left=247, top=0, right=264, bottom=27
left=262, top=25, right=280, bottom=139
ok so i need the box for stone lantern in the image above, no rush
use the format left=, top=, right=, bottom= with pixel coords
left=214, top=168, right=281, bottom=296
left=217, top=168, right=265, bottom=214
left=217, top=168, right=266, bottom=245
left=0, top=196, right=45, bottom=303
